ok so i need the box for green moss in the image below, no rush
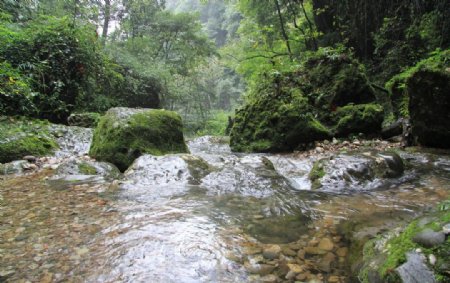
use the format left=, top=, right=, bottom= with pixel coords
left=78, top=162, right=97, bottom=175
left=89, top=108, right=188, bottom=171
left=380, top=220, right=420, bottom=277
left=334, top=104, right=384, bottom=136
left=309, top=160, right=326, bottom=189
left=0, top=117, right=58, bottom=163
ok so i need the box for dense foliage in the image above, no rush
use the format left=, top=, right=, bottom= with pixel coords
left=0, top=0, right=448, bottom=137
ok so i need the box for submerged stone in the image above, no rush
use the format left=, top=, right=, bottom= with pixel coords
left=89, top=107, right=188, bottom=171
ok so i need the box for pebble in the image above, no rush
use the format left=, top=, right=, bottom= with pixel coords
left=443, top=223, right=450, bottom=234
left=304, top=247, right=327, bottom=255
left=287, top=263, right=303, bottom=274
left=336, top=247, right=348, bottom=257
left=260, top=274, right=279, bottom=283
left=282, top=247, right=297, bottom=256
left=297, top=249, right=306, bottom=259
left=318, top=238, right=334, bottom=251
left=243, top=246, right=262, bottom=255
left=429, top=254, right=437, bottom=265
left=263, top=244, right=281, bottom=260
left=296, top=273, right=307, bottom=280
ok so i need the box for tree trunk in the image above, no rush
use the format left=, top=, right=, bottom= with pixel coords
left=274, top=0, right=292, bottom=57
left=102, top=0, right=111, bottom=45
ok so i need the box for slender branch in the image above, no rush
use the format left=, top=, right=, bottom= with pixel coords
left=274, top=0, right=293, bottom=57
left=298, top=0, right=318, bottom=50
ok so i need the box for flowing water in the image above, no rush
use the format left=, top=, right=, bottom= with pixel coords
left=0, top=133, right=449, bottom=282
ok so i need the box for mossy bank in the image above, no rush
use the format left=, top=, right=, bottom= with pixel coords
left=0, top=117, right=58, bottom=163
left=89, top=107, right=188, bottom=171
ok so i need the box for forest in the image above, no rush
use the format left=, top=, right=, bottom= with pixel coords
left=0, top=0, right=449, bottom=282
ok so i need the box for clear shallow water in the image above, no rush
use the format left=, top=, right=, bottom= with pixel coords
left=0, top=135, right=449, bottom=282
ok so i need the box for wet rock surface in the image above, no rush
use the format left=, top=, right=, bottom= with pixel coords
left=309, top=150, right=405, bottom=191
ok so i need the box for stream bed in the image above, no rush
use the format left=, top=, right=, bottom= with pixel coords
left=0, top=132, right=449, bottom=282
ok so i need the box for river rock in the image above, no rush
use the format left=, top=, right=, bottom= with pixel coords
left=396, top=252, right=437, bottom=283
left=263, top=244, right=281, bottom=260
left=412, top=228, right=446, bottom=248
left=287, top=263, right=303, bottom=274
left=336, top=247, right=348, bottom=257
left=282, top=247, right=297, bottom=256
left=244, top=261, right=276, bottom=275
left=260, top=274, right=279, bottom=283
left=304, top=247, right=327, bottom=255
left=89, top=107, right=188, bottom=171
left=318, top=238, right=334, bottom=251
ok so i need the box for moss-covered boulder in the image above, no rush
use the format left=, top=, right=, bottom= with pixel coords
left=67, top=112, right=101, bottom=128
left=408, top=69, right=450, bottom=148
left=386, top=50, right=450, bottom=148
left=301, top=51, right=376, bottom=111
left=0, top=117, right=58, bottom=163
left=230, top=50, right=380, bottom=152
left=89, top=107, right=188, bottom=171
left=230, top=89, right=331, bottom=152
left=334, top=104, right=384, bottom=137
